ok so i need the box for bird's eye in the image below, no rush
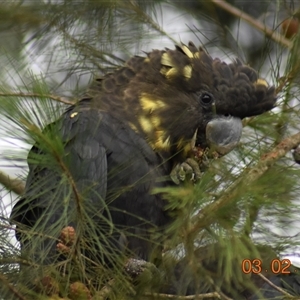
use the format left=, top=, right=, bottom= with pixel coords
left=200, top=92, right=213, bottom=105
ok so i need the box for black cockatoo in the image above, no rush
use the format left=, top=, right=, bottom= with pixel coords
left=10, top=42, right=276, bottom=267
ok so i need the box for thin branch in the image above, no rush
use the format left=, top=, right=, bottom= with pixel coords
left=0, top=257, right=39, bottom=268
left=211, top=0, right=292, bottom=49
left=0, top=272, right=27, bottom=300
left=0, top=92, right=75, bottom=105
left=256, top=272, right=294, bottom=298
left=58, top=25, right=121, bottom=72
left=188, top=130, right=300, bottom=236
left=127, top=1, right=178, bottom=45
left=275, top=64, right=300, bottom=95
left=218, top=291, right=233, bottom=300
left=144, top=292, right=223, bottom=299
left=0, top=170, right=25, bottom=195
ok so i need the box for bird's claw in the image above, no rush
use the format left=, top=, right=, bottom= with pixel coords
left=170, top=158, right=201, bottom=185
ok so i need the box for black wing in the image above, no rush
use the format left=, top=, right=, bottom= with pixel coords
left=11, top=100, right=169, bottom=265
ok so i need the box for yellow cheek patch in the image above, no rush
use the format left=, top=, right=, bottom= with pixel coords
left=255, top=78, right=268, bottom=87
left=154, top=131, right=171, bottom=150
left=140, top=94, right=166, bottom=113
left=177, top=138, right=185, bottom=150
left=151, top=116, right=161, bottom=127
left=139, top=115, right=154, bottom=133
left=177, top=137, right=192, bottom=155
left=182, top=142, right=192, bottom=157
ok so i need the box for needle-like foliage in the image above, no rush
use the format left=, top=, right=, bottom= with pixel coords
left=1, top=1, right=300, bottom=300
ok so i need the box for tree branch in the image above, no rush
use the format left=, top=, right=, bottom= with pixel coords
left=143, top=292, right=224, bottom=299
left=257, top=272, right=294, bottom=298
left=0, top=92, right=75, bottom=106
left=211, top=0, right=292, bottom=49
left=0, top=272, right=27, bottom=300
left=188, top=130, right=300, bottom=236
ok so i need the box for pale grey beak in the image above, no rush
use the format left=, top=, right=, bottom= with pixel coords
left=206, top=116, right=243, bottom=155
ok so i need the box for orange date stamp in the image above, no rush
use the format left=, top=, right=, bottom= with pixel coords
left=242, top=259, right=292, bottom=274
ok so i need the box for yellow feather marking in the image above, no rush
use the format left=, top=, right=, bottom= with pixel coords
left=255, top=78, right=268, bottom=87
left=140, top=94, right=166, bottom=113
left=144, top=57, right=150, bottom=63
left=182, top=143, right=192, bottom=156
left=156, top=100, right=166, bottom=109
left=129, top=122, right=138, bottom=133
left=176, top=137, right=191, bottom=155
left=151, top=116, right=161, bottom=127
left=155, top=131, right=170, bottom=150
left=138, top=116, right=153, bottom=133
left=70, top=112, right=78, bottom=118
left=161, top=53, right=174, bottom=67
left=160, top=66, right=168, bottom=75
left=166, top=67, right=177, bottom=79
left=183, top=65, right=192, bottom=79
left=177, top=138, right=186, bottom=150
left=181, top=45, right=194, bottom=58
left=194, top=52, right=201, bottom=58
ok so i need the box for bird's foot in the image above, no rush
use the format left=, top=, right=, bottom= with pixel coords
left=170, top=158, right=201, bottom=185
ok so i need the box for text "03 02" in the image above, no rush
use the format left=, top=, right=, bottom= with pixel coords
left=242, top=259, right=291, bottom=274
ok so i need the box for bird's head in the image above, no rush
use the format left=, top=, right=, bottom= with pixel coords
left=91, top=42, right=276, bottom=158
